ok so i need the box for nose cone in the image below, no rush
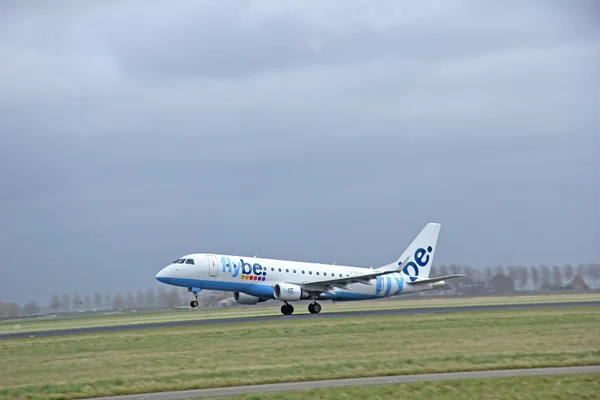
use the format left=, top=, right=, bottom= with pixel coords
left=155, top=266, right=171, bottom=283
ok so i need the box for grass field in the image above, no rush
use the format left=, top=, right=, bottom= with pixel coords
left=1, top=305, right=599, bottom=400
left=1, top=292, right=599, bottom=335
left=223, top=374, right=600, bottom=400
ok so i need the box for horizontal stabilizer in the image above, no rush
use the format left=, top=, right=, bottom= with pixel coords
left=405, top=274, right=467, bottom=285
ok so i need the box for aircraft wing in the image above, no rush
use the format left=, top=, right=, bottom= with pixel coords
left=290, top=271, right=468, bottom=294
left=288, top=269, right=402, bottom=293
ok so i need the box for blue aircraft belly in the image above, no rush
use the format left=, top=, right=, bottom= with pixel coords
left=157, top=277, right=276, bottom=299
left=158, top=278, right=383, bottom=302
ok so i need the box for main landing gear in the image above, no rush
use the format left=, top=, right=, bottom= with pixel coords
left=279, top=301, right=322, bottom=315
left=281, top=302, right=294, bottom=315
left=308, top=301, right=321, bottom=314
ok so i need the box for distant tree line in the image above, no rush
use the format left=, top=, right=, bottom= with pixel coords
left=46, top=287, right=194, bottom=313
left=430, top=262, right=600, bottom=291
left=1, top=263, right=599, bottom=319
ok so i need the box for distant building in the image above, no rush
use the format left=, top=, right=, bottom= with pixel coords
left=445, top=276, right=486, bottom=295
left=485, top=274, right=515, bottom=295
left=542, top=273, right=591, bottom=292
left=219, top=299, right=233, bottom=307
left=567, top=274, right=591, bottom=291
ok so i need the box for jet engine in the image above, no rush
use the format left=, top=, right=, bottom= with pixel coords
left=273, top=283, right=311, bottom=301
left=233, top=292, right=268, bottom=305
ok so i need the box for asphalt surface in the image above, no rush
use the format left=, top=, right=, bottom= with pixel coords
left=76, top=366, right=600, bottom=400
left=1, top=300, right=598, bottom=340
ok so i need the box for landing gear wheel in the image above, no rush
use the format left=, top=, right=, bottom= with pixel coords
left=280, top=303, right=294, bottom=315
left=309, top=302, right=321, bottom=314
left=190, top=300, right=199, bottom=308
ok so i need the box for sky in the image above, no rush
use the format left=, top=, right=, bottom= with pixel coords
left=0, top=0, right=598, bottom=305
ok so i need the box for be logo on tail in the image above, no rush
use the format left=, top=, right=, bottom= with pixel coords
left=399, top=246, right=433, bottom=282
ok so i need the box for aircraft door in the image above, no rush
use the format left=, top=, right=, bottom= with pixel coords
left=207, top=255, right=219, bottom=277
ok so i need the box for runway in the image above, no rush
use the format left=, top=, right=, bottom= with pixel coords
left=76, top=365, right=600, bottom=400
left=2, top=300, right=598, bottom=340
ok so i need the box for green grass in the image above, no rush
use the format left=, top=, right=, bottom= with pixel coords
left=2, top=292, right=598, bottom=334
left=1, top=305, right=599, bottom=400
left=222, top=374, right=600, bottom=400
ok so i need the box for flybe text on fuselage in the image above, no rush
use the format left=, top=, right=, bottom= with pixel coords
left=220, top=257, right=267, bottom=281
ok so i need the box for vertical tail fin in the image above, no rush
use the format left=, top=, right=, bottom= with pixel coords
left=379, top=223, right=441, bottom=281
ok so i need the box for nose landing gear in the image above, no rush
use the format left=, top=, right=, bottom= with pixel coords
left=188, top=287, right=200, bottom=308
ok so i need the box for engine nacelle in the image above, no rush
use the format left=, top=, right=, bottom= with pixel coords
left=273, top=283, right=310, bottom=301
left=233, top=292, right=267, bottom=305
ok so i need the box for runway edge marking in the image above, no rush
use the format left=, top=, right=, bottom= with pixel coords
left=1, top=300, right=599, bottom=340
left=75, top=366, right=600, bottom=400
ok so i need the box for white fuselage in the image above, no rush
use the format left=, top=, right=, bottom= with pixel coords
left=155, top=253, right=434, bottom=301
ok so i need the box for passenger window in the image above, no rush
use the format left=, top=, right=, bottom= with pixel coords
left=302, top=270, right=305, bottom=274
left=339, top=274, right=342, bottom=277
left=278, top=268, right=282, bottom=272
left=271, top=267, right=274, bottom=271
left=309, top=271, right=312, bottom=275
left=293, top=270, right=296, bottom=273
left=316, top=272, right=319, bottom=275
left=286, top=269, right=289, bottom=273
left=185, top=259, right=195, bottom=265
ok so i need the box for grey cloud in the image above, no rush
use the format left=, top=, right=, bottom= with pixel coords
left=0, top=1, right=598, bottom=305
left=104, top=1, right=600, bottom=79
left=4, top=1, right=597, bottom=81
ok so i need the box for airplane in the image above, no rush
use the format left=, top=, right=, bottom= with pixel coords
left=155, top=222, right=466, bottom=315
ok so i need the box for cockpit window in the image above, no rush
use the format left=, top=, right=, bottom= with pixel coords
left=172, top=258, right=193, bottom=264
